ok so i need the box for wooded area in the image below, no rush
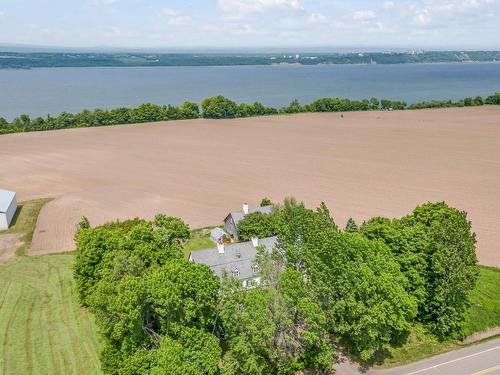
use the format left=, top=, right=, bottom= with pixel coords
left=73, top=199, right=479, bottom=374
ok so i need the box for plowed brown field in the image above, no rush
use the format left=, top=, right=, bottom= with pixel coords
left=0, top=107, right=499, bottom=266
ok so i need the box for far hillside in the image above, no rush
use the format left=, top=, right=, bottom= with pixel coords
left=1, top=51, right=500, bottom=69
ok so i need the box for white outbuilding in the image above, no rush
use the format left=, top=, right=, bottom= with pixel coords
left=0, top=189, right=17, bottom=230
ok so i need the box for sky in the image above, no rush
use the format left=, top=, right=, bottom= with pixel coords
left=0, top=0, right=499, bottom=50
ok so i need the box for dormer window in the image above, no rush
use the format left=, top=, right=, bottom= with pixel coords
left=232, top=268, right=240, bottom=278
left=251, top=264, right=260, bottom=274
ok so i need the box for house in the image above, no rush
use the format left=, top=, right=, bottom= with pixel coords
left=210, top=227, right=230, bottom=244
left=224, top=203, right=273, bottom=240
left=189, top=236, right=277, bottom=288
left=0, top=189, right=17, bottom=230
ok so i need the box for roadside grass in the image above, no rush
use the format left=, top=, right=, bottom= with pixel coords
left=0, top=198, right=52, bottom=256
left=183, top=226, right=216, bottom=258
left=376, top=265, right=500, bottom=368
left=462, top=265, right=500, bottom=336
left=375, top=325, right=459, bottom=368
left=0, top=254, right=103, bottom=375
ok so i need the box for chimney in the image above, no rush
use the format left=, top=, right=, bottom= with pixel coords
left=217, top=242, right=225, bottom=254
left=251, top=237, right=259, bottom=247
left=243, top=203, right=249, bottom=215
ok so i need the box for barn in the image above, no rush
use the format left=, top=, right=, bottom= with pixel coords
left=0, top=189, right=17, bottom=230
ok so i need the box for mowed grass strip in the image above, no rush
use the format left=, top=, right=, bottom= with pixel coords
left=0, top=254, right=102, bottom=375
left=0, top=198, right=52, bottom=256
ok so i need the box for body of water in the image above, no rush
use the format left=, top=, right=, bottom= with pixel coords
left=1, top=62, right=499, bottom=120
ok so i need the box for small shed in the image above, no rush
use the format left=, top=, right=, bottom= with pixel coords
left=0, top=189, right=17, bottom=230
left=210, top=227, right=230, bottom=244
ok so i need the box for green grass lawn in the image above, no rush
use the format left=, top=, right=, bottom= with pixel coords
left=0, top=254, right=103, bottom=375
left=0, top=198, right=52, bottom=256
left=463, top=265, right=500, bottom=336
left=376, top=265, right=500, bottom=368
left=183, top=227, right=216, bottom=258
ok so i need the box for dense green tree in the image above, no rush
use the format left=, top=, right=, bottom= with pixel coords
left=276, top=201, right=417, bottom=361
left=306, top=98, right=370, bottom=112
left=485, top=92, right=500, bottom=104
left=0, top=117, right=9, bottom=128
left=238, top=102, right=276, bottom=117
left=360, top=217, right=428, bottom=309
left=316, top=232, right=417, bottom=361
left=146, top=261, right=220, bottom=335
left=344, top=218, right=359, bottom=233
left=76, top=213, right=221, bottom=375
left=220, top=266, right=334, bottom=374
left=131, top=103, right=164, bottom=123
left=381, top=99, right=407, bottom=110
left=201, top=95, right=239, bottom=118
left=370, top=97, right=380, bottom=109
left=74, top=216, right=188, bottom=305
left=237, top=211, right=278, bottom=240
left=473, top=96, right=484, bottom=106
left=150, top=329, right=221, bottom=375
left=179, top=101, right=200, bottom=119
left=108, top=108, right=132, bottom=124
left=260, top=197, right=273, bottom=207
left=405, top=202, right=478, bottom=338
left=280, top=99, right=304, bottom=114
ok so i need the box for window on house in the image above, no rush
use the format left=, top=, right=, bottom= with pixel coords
left=252, top=264, right=260, bottom=274
left=232, top=268, right=240, bottom=278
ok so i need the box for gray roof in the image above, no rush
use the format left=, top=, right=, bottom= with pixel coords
left=226, top=205, right=273, bottom=226
left=210, top=227, right=228, bottom=241
left=190, top=236, right=277, bottom=280
left=0, top=189, right=16, bottom=213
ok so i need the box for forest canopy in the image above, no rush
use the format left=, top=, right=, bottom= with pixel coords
left=74, top=199, right=479, bottom=374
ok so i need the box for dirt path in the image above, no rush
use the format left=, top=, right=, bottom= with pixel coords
left=0, top=107, right=499, bottom=265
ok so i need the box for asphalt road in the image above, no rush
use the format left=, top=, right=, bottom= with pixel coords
left=335, top=338, right=500, bottom=375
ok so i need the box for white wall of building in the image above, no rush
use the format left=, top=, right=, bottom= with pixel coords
left=0, top=195, right=17, bottom=230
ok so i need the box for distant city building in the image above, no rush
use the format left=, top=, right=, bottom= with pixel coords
left=0, top=189, right=17, bottom=230
left=189, top=236, right=277, bottom=288
left=223, top=203, right=273, bottom=240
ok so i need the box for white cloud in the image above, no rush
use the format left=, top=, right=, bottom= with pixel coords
left=352, top=10, right=377, bottom=21
left=0, top=11, right=4, bottom=17
left=413, top=11, right=431, bottom=24
left=88, top=0, right=123, bottom=5
left=307, top=12, right=328, bottom=24
left=218, top=0, right=301, bottom=14
left=162, top=8, right=192, bottom=26
left=383, top=1, right=395, bottom=9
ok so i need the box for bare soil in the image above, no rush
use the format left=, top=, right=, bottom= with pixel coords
left=0, top=107, right=498, bottom=266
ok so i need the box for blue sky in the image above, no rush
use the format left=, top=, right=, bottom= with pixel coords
left=0, top=0, right=499, bottom=49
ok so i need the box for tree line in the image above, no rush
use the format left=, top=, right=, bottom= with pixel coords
left=73, top=198, right=478, bottom=374
left=2, top=92, right=500, bottom=135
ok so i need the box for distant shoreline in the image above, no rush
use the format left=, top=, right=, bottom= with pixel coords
left=1, top=50, right=500, bottom=69
left=3, top=60, right=500, bottom=71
